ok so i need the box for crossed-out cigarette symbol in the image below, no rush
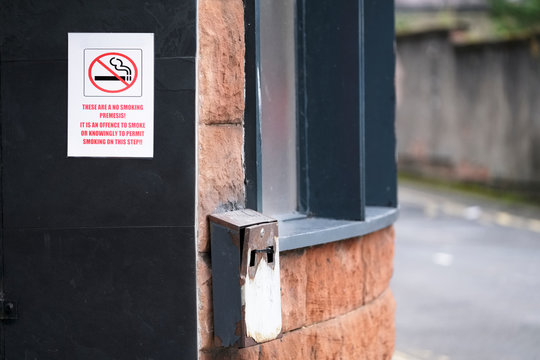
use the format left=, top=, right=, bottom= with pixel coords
left=88, top=52, right=139, bottom=93
left=94, top=57, right=133, bottom=82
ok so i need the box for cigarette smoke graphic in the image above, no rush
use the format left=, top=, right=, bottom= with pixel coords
left=109, top=57, right=132, bottom=81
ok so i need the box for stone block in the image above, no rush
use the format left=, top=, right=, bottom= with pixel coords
left=362, top=226, right=395, bottom=303
left=199, top=345, right=261, bottom=360
left=198, top=252, right=214, bottom=350
left=197, top=124, right=245, bottom=252
left=304, top=237, right=365, bottom=325
left=259, top=290, right=396, bottom=360
left=198, top=0, right=245, bottom=125
left=280, top=249, right=307, bottom=332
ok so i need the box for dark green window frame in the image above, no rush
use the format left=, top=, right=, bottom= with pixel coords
left=244, top=0, right=398, bottom=251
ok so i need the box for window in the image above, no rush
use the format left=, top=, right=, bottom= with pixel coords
left=259, top=0, right=298, bottom=217
left=244, top=0, right=398, bottom=250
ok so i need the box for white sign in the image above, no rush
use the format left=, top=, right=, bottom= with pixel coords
left=68, top=33, right=154, bottom=158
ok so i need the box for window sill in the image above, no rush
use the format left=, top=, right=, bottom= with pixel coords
left=278, top=206, right=399, bottom=252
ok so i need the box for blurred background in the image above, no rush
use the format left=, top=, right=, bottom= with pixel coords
left=392, top=0, right=540, bottom=359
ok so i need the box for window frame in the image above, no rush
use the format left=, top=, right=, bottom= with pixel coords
left=244, top=0, right=398, bottom=251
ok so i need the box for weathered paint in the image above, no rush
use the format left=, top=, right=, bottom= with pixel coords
left=243, top=236, right=282, bottom=343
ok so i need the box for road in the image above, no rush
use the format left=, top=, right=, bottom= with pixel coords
left=392, top=181, right=540, bottom=360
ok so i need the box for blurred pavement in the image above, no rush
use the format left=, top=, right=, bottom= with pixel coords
left=392, top=181, right=540, bottom=360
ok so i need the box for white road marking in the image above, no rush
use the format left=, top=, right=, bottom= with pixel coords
left=464, top=206, right=482, bottom=220
left=394, top=350, right=451, bottom=360
left=433, top=252, right=454, bottom=266
left=528, top=219, right=540, bottom=233
left=495, top=212, right=514, bottom=227
left=393, top=351, right=421, bottom=360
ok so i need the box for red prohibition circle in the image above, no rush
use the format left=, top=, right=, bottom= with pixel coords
left=88, top=52, right=138, bottom=93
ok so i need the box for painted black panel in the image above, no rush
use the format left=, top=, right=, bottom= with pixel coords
left=210, top=223, right=242, bottom=347
left=244, top=0, right=262, bottom=212
left=1, top=1, right=197, bottom=356
left=298, top=0, right=363, bottom=220
left=3, top=227, right=196, bottom=360
left=0, top=0, right=196, bottom=61
left=364, top=0, right=397, bottom=207
left=1, top=58, right=195, bottom=228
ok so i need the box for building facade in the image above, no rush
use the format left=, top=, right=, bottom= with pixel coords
left=0, top=0, right=397, bottom=358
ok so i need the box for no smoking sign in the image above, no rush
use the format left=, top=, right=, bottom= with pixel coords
left=68, top=33, right=153, bottom=158
left=84, top=49, right=142, bottom=97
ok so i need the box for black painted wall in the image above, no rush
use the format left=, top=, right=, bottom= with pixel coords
left=1, top=1, right=197, bottom=358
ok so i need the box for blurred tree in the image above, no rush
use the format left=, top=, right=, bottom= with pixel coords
left=490, top=0, right=540, bottom=29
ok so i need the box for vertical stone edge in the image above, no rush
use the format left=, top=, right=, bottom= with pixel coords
left=362, top=225, right=395, bottom=304
left=197, top=0, right=247, bottom=356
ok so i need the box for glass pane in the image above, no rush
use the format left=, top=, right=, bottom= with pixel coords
left=260, top=0, right=297, bottom=216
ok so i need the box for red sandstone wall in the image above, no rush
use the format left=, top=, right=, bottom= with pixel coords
left=197, top=1, right=396, bottom=359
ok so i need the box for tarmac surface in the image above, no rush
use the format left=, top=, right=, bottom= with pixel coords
left=392, top=181, right=540, bottom=360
